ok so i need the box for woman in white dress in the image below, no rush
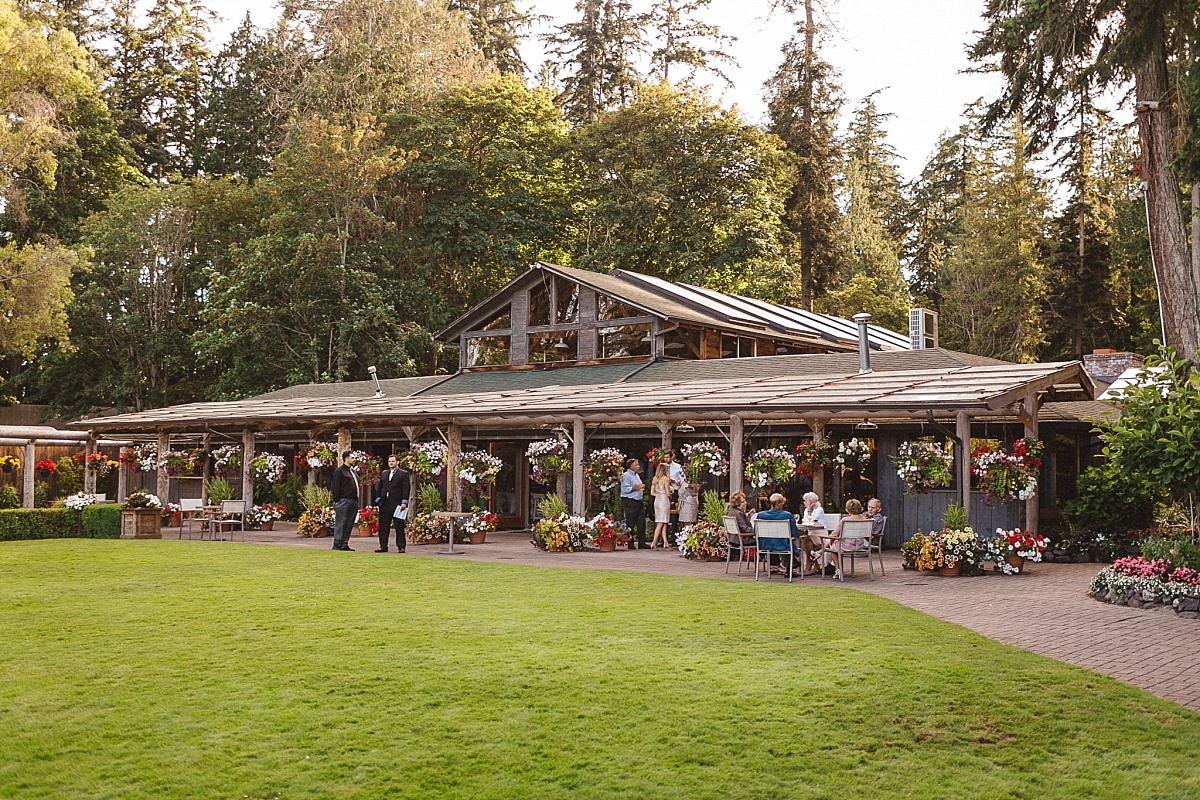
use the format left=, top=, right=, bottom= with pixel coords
left=650, top=463, right=672, bottom=549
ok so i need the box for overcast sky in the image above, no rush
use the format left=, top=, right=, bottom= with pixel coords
left=208, top=0, right=1016, bottom=180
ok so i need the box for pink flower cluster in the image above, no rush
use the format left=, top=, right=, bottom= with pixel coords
left=1111, top=557, right=1200, bottom=586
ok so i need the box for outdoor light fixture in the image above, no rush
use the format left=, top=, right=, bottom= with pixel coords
left=675, top=422, right=695, bottom=433
left=367, top=365, right=385, bottom=398
left=553, top=338, right=570, bottom=351
left=855, top=418, right=878, bottom=430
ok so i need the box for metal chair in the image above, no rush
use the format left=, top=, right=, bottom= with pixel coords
left=177, top=498, right=206, bottom=539
left=722, top=515, right=754, bottom=575
left=753, top=518, right=798, bottom=583
left=213, top=500, right=248, bottom=541
left=868, top=516, right=887, bottom=576
left=829, top=519, right=875, bottom=581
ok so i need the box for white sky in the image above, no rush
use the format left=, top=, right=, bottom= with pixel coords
left=207, top=0, right=1015, bottom=180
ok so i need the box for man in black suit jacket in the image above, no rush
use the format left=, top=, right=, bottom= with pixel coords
left=329, top=450, right=360, bottom=551
left=375, top=453, right=410, bottom=553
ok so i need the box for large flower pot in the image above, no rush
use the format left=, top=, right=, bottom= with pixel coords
left=167, top=512, right=182, bottom=527
left=938, top=562, right=962, bottom=577
left=316, top=525, right=331, bottom=538
left=1005, top=555, right=1025, bottom=573
left=469, top=531, right=487, bottom=545
left=259, top=520, right=275, bottom=531
left=120, top=508, right=162, bottom=539
left=597, top=538, right=616, bottom=552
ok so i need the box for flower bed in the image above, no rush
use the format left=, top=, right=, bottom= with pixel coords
left=526, top=438, right=570, bottom=484
left=1090, top=556, right=1200, bottom=617
left=895, top=439, right=953, bottom=494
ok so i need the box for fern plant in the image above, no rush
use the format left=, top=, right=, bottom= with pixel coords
left=206, top=477, right=233, bottom=504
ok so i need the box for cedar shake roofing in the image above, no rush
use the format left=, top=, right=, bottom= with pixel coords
left=69, top=359, right=1095, bottom=433
left=253, top=375, right=447, bottom=401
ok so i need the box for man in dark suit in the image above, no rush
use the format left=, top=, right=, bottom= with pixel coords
left=330, top=450, right=360, bottom=551
left=375, top=452, right=410, bottom=553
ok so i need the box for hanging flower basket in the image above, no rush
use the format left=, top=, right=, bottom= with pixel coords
left=120, top=445, right=158, bottom=473
left=0, top=455, right=19, bottom=472
left=972, top=438, right=1043, bottom=505
left=249, top=453, right=287, bottom=484
left=211, top=444, right=242, bottom=479
left=646, top=446, right=675, bottom=469
left=161, top=449, right=201, bottom=477
left=526, top=438, right=570, bottom=484
left=584, top=448, right=626, bottom=493
left=834, top=437, right=872, bottom=472
left=744, top=448, right=796, bottom=493
left=402, top=441, right=448, bottom=479
left=34, top=459, right=57, bottom=475
left=298, top=442, right=338, bottom=471
left=794, top=439, right=833, bottom=478
left=350, top=450, right=382, bottom=486
left=458, top=450, right=504, bottom=486
left=895, top=439, right=953, bottom=494
left=679, top=441, right=728, bottom=482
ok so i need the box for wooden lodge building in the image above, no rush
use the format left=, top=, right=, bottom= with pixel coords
left=70, top=262, right=1118, bottom=544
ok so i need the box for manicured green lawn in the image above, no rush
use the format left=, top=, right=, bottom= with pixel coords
left=1, top=541, right=1197, bottom=799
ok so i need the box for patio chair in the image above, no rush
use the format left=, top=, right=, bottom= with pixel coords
left=722, top=515, right=754, bottom=575
left=869, top=516, right=887, bottom=577
left=829, top=519, right=875, bottom=581
left=177, top=498, right=206, bottom=540
left=753, top=518, right=798, bottom=583
left=212, top=500, right=248, bottom=541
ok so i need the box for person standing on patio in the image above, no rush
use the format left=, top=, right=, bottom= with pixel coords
left=330, top=450, right=360, bottom=551
left=375, top=453, right=409, bottom=553
left=650, top=463, right=673, bottom=549
left=620, top=458, right=646, bottom=550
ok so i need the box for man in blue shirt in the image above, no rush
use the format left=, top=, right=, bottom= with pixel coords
left=754, top=493, right=802, bottom=571
left=620, top=458, right=646, bottom=550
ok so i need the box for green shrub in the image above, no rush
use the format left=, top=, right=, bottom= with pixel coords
left=55, top=456, right=83, bottom=497
left=1138, top=534, right=1200, bottom=571
left=271, top=474, right=305, bottom=520
left=81, top=504, right=122, bottom=538
left=0, top=485, right=17, bottom=509
left=1063, top=463, right=1160, bottom=541
left=33, top=482, right=48, bottom=508
left=0, top=508, right=76, bottom=540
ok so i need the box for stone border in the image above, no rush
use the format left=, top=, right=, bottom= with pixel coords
left=1089, top=587, right=1200, bottom=618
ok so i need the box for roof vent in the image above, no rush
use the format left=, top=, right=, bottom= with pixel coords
left=853, top=313, right=873, bottom=374
left=909, top=308, right=938, bottom=350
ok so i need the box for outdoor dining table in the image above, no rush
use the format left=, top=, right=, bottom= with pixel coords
left=201, top=505, right=225, bottom=541
left=431, top=511, right=473, bottom=555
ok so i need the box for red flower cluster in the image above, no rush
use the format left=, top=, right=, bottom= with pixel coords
left=1111, top=556, right=1200, bottom=586
left=34, top=459, right=57, bottom=473
left=646, top=447, right=673, bottom=467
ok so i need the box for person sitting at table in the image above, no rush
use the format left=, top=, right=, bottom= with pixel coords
left=725, top=491, right=753, bottom=536
left=755, top=493, right=801, bottom=571
left=799, top=491, right=826, bottom=528
left=798, top=491, right=826, bottom=573
left=864, top=497, right=885, bottom=535
left=822, top=498, right=868, bottom=575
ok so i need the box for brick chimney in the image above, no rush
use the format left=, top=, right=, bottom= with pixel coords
left=1082, top=349, right=1145, bottom=387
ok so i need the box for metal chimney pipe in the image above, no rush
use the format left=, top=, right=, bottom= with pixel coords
left=853, top=313, right=873, bottom=374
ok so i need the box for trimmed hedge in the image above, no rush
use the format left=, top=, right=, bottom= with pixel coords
left=0, top=505, right=123, bottom=541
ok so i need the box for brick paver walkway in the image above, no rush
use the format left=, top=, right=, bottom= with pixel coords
left=220, top=524, right=1200, bottom=712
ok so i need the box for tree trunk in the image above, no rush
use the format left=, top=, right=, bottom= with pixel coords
left=1135, top=49, right=1200, bottom=360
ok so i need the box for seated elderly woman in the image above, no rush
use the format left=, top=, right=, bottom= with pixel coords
left=725, top=491, right=754, bottom=536
left=820, top=498, right=869, bottom=575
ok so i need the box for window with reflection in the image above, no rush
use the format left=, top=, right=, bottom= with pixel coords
left=662, top=327, right=702, bottom=359
left=466, top=336, right=510, bottom=367
left=598, top=324, right=652, bottom=358
left=554, top=277, right=579, bottom=324
left=528, top=331, right=578, bottom=363
left=477, top=305, right=511, bottom=331
left=597, top=294, right=641, bottom=321
left=720, top=334, right=757, bottom=358
left=528, top=283, right=550, bottom=327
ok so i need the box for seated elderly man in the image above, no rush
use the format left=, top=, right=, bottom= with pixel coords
left=754, top=493, right=802, bottom=570
left=864, top=497, right=885, bottom=535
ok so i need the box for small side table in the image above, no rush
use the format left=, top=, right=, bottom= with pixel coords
left=431, top=511, right=473, bottom=555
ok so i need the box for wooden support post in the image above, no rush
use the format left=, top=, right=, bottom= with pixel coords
left=729, top=415, right=744, bottom=496
left=447, top=423, right=462, bottom=512
left=956, top=411, right=972, bottom=526
left=657, top=421, right=673, bottom=454
left=572, top=417, right=586, bottom=516
left=117, top=447, right=128, bottom=503
left=337, top=427, right=352, bottom=502
left=201, top=434, right=211, bottom=503
left=242, top=428, right=255, bottom=507
left=1023, top=392, right=1040, bottom=535
left=22, top=442, right=34, bottom=508
left=401, top=425, right=426, bottom=513
left=83, top=434, right=96, bottom=494
left=808, top=419, right=827, bottom=505
left=156, top=431, right=170, bottom=502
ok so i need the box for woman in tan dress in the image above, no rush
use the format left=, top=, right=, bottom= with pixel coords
left=650, top=463, right=672, bottom=549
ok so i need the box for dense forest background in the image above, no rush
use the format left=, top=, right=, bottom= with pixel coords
left=1, top=0, right=1195, bottom=418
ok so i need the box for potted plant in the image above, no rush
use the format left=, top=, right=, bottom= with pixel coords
left=679, top=441, right=729, bottom=481
left=584, top=447, right=626, bottom=494
left=526, top=438, right=570, bottom=485
left=588, top=512, right=630, bottom=551
left=63, top=492, right=97, bottom=536
left=121, top=491, right=163, bottom=539
left=985, top=528, right=1049, bottom=574
left=531, top=494, right=592, bottom=552
left=677, top=491, right=728, bottom=561
left=972, top=438, right=1044, bottom=505
left=901, top=532, right=929, bottom=570
left=211, top=445, right=242, bottom=479
left=355, top=506, right=379, bottom=537
left=247, top=503, right=285, bottom=530
left=205, top=477, right=233, bottom=505
left=160, top=502, right=183, bottom=527
left=161, top=450, right=199, bottom=477
left=409, top=483, right=450, bottom=545
left=794, top=439, right=833, bottom=478
left=459, top=510, right=499, bottom=544
left=834, top=437, right=872, bottom=472
left=744, top=448, right=797, bottom=495
left=895, top=439, right=953, bottom=494
left=297, top=485, right=333, bottom=537
left=35, top=459, right=57, bottom=476
left=457, top=449, right=503, bottom=510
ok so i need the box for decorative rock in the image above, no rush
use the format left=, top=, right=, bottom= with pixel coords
left=1179, top=611, right=1199, bottom=619
left=1180, top=598, right=1200, bottom=613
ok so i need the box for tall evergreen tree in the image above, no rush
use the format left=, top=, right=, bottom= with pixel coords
left=548, top=0, right=647, bottom=125
left=763, top=0, right=841, bottom=310
left=904, top=127, right=968, bottom=309
left=447, top=0, right=530, bottom=75
left=647, top=0, right=735, bottom=87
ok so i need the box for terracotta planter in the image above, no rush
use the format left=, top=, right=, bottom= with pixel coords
left=316, top=525, right=331, bottom=538
left=469, top=531, right=487, bottom=545
left=167, top=512, right=182, bottom=527
left=120, top=508, right=162, bottom=539
left=697, top=553, right=724, bottom=562
left=597, top=538, right=616, bottom=552
left=254, top=520, right=275, bottom=531
left=354, top=528, right=374, bottom=537
left=938, top=562, right=962, bottom=577
left=1005, top=554, right=1025, bottom=573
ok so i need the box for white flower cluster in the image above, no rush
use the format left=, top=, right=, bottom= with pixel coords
left=1089, top=569, right=1200, bottom=601
left=64, top=492, right=97, bottom=511
left=745, top=448, right=796, bottom=490
left=411, top=441, right=448, bottom=475
left=584, top=447, right=625, bottom=492
left=306, top=442, right=337, bottom=469
left=679, top=441, right=729, bottom=478
left=126, top=445, right=157, bottom=472
left=835, top=437, right=871, bottom=467
left=525, top=437, right=568, bottom=459
left=251, top=453, right=287, bottom=483
left=212, top=444, right=241, bottom=474
left=457, top=451, right=503, bottom=484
